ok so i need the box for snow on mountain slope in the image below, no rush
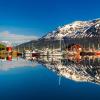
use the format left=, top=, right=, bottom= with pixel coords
left=42, top=18, right=100, bottom=40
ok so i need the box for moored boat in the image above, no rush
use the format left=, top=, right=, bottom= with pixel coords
left=32, top=50, right=40, bottom=57
left=95, top=50, right=100, bottom=55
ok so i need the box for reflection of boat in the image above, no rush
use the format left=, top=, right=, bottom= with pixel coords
left=17, top=52, right=22, bottom=56
left=80, top=51, right=95, bottom=56
left=32, top=51, right=40, bottom=57
left=25, top=56, right=32, bottom=60
left=24, top=50, right=32, bottom=57
left=66, top=54, right=82, bottom=63
left=24, top=50, right=40, bottom=57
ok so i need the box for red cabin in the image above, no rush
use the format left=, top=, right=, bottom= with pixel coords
left=68, top=44, right=82, bottom=52
left=6, top=47, right=12, bottom=52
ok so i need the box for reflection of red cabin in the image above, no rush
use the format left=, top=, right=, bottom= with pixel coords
left=6, top=55, right=12, bottom=61
left=68, top=44, right=82, bottom=55
left=6, top=47, right=12, bottom=52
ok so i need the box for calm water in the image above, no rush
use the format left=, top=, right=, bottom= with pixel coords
left=0, top=56, right=100, bottom=100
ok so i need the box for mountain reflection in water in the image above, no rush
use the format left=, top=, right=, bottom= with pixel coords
left=0, top=55, right=100, bottom=85
left=27, top=55, right=100, bottom=85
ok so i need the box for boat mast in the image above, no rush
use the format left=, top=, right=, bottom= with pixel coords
left=60, top=37, right=62, bottom=51
left=98, top=43, right=99, bottom=49
left=59, top=76, right=61, bottom=86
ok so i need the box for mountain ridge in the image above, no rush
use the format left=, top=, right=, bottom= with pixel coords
left=15, top=18, right=100, bottom=50
left=41, top=18, right=100, bottom=40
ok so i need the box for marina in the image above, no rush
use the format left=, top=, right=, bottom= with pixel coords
left=0, top=0, right=100, bottom=99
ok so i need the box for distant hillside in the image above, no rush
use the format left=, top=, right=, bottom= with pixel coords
left=0, top=43, right=6, bottom=51
left=15, top=18, right=100, bottom=51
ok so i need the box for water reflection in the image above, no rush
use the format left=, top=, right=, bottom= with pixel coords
left=0, top=54, right=100, bottom=85
left=0, top=55, right=38, bottom=71
left=33, top=55, right=100, bottom=85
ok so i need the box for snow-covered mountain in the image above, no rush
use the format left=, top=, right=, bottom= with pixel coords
left=42, top=18, right=100, bottom=40
left=16, top=18, right=100, bottom=50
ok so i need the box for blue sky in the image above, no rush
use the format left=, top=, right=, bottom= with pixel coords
left=0, top=0, right=100, bottom=42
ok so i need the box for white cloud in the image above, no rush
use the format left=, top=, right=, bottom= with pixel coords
left=0, top=31, right=38, bottom=46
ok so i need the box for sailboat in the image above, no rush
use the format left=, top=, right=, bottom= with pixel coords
left=32, top=50, right=40, bottom=57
